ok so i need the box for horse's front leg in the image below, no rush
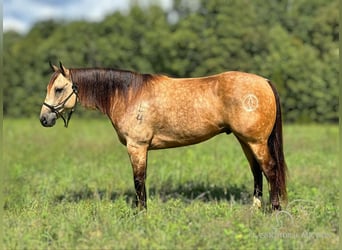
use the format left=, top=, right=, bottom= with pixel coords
left=127, top=143, right=149, bottom=210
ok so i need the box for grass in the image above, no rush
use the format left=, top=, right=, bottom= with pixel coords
left=3, top=118, right=339, bottom=249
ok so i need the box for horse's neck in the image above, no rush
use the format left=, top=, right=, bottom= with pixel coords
left=70, top=68, right=147, bottom=115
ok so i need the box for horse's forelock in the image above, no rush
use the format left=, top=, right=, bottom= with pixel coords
left=47, top=71, right=61, bottom=92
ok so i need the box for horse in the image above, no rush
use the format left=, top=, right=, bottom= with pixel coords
left=40, top=62, right=287, bottom=210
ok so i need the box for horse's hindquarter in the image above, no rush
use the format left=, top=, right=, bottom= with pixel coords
left=219, top=72, right=277, bottom=142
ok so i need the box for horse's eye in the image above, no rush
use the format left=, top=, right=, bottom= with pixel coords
left=55, top=87, right=64, bottom=94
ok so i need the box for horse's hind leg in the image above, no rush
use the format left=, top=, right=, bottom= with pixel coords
left=237, top=138, right=263, bottom=208
left=249, top=142, right=281, bottom=210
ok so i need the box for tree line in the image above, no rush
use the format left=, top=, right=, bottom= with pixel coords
left=3, top=0, right=338, bottom=123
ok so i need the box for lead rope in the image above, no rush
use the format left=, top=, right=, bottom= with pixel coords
left=62, top=84, right=79, bottom=128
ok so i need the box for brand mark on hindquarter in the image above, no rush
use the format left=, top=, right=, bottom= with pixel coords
left=243, top=94, right=258, bottom=112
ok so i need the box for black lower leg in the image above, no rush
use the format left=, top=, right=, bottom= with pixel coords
left=271, top=188, right=281, bottom=210
left=254, top=169, right=263, bottom=199
left=254, top=188, right=263, bottom=199
left=134, top=177, right=146, bottom=209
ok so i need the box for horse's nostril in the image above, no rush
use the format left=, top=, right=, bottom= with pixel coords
left=40, top=116, right=48, bottom=126
left=40, top=113, right=57, bottom=127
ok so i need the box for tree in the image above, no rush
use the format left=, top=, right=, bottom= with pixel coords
left=3, top=0, right=338, bottom=123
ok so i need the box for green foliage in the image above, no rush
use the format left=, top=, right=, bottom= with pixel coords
left=3, top=0, right=338, bottom=123
left=3, top=119, right=339, bottom=249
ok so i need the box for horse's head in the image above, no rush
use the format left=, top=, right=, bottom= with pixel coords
left=40, top=62, right=78, bottom=127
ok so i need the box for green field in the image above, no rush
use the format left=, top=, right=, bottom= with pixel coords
left=3, top=119, right=339, bottom=249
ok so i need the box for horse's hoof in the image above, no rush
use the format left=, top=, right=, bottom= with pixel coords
left=251, top=196, right=262, bottom=209
left=272, top=204, right=281, bottom=211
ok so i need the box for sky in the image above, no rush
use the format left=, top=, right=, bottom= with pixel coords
left=3, top=0, right=173, bottom=34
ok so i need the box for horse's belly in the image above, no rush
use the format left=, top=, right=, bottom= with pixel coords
left=149, top=125, right=225, bottom=149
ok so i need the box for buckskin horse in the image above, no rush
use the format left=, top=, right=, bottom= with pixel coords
left=40, top=62, right=287, bottom=210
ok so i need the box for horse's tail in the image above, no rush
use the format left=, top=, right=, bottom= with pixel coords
left=267, top=80, right=288, bottom=201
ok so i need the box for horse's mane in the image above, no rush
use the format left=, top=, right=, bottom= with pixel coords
left=70, top=68, right=154, bottom=114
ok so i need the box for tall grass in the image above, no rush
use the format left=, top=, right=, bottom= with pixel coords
left=3, top=119, right=339, bottom=249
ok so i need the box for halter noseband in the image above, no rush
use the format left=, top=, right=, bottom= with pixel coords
left=43, top=84, right=79, bottom=128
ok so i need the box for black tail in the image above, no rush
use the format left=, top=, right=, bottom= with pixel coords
left=267, top=80, right=287, bottom=201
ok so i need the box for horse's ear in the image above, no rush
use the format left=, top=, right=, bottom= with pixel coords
left=49, top=61, right=59, bottom=72
left=59, top=61, right=70, bottom=77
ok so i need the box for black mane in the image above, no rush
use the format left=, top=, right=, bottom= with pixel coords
left=70, top=68, right=154, bottom=114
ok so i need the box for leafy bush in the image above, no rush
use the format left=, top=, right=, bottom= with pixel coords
left=3, top=0, right=338, bottom=123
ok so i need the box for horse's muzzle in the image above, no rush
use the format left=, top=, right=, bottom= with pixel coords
left=40, top=112, right=57, bottom=127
